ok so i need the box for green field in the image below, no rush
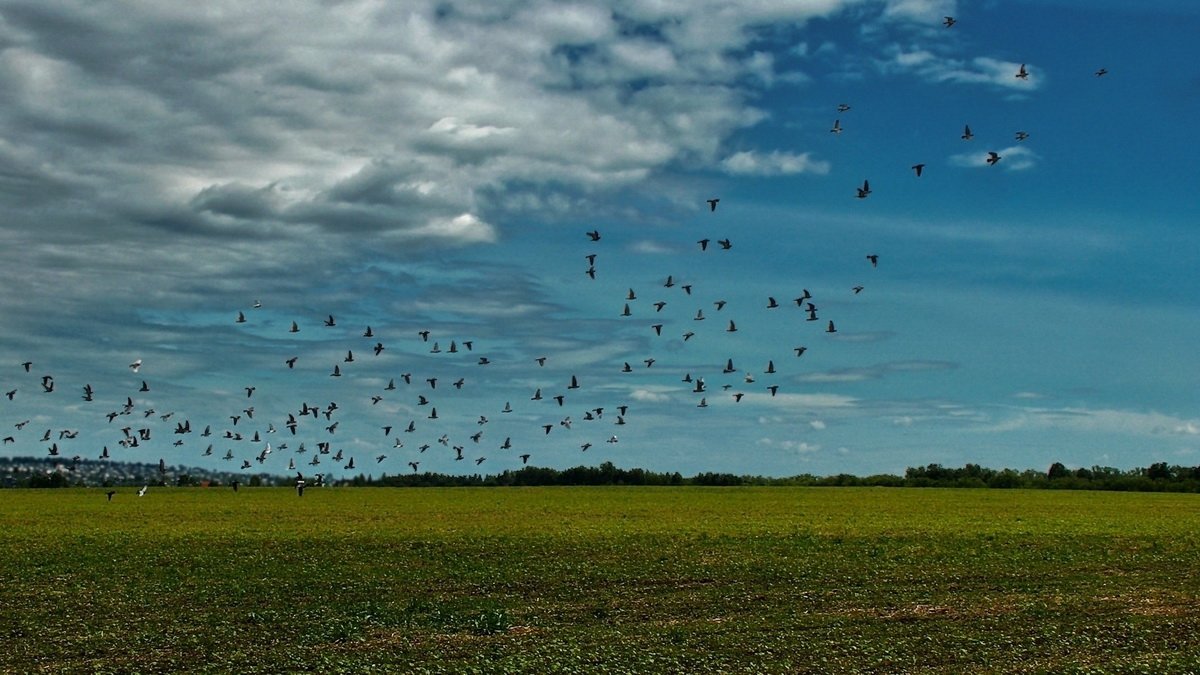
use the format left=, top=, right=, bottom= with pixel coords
left=2, top=487, right=1199, bottom=674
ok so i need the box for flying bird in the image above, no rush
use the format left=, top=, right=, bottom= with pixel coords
left=912, top=163, right=925, bottom=177
left=1016, top=64, right=1029, bottom=80
left=707, top=198, right=719, bottom=212
left=961, top=124, right=974, bottom=140
left=856, top=179, right=871, bottom=199
left=943, top=16, right=955, bottom=27
left=986, top=151, right=1002, bottom=166
left=1015, top=131, right=1029, bottom=141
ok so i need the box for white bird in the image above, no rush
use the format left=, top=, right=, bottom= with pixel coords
left=129, top=359, right=142, bottom=372
left=137, top=485, right=147, bottom=497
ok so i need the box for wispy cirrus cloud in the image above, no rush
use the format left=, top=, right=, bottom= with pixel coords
left=879, top=48, right=1041, bottom=91
left=977, top=406, right=1200, bottom=438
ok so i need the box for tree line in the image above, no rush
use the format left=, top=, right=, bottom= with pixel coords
left=8, top=456, right=1200, bottom=492
left=344, top=460, right=1200, bottom=492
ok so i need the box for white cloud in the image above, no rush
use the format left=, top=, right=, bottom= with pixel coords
left=949, top=145, right=1038, bottom=171
left=629, top=240, right=678, bottom=255
left=757, top=438, right=821, bottom=454
left=407, top=213, right=498, bottom=244
left=742, top=392, right=859, bottom=408
left=881, top=48, right=1042, bottom=92
left=797, top=360, right=956, bottom=384
left=881, top=0, right=956, bottom=23
left=631, top=389, right=672, bottom=403
left=720, top=150, right=831, bottom=176
left=980, top=407, right=1200, bottom=438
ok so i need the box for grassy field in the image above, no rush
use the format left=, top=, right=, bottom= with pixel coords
left=2, top=487, right=1199, bottom=674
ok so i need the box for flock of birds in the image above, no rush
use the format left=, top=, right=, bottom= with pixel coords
left=1, top=14, right=1111, bottom=496
left=2, top=200, right=875, bottom=494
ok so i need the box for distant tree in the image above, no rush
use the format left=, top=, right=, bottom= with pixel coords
left=1146, top=462, right=1171, bottom=481
left=1047, top=462, right=1070, bottom=480
left=28, top=471, right=69, bottom=488
left=987, top=469, right=1022, bottom=489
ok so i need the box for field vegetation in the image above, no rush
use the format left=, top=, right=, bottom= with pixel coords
left=2, top=487, right=1199, bottom=673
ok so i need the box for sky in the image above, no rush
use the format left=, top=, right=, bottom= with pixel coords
left=1, top=0, right=1199, bottom=480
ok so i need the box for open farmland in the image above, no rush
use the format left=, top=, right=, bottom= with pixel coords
left=2, top=487, right=1199, bottom=673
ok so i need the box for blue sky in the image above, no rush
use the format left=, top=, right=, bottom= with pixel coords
left=1, top=0, right=1198, bottom=479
